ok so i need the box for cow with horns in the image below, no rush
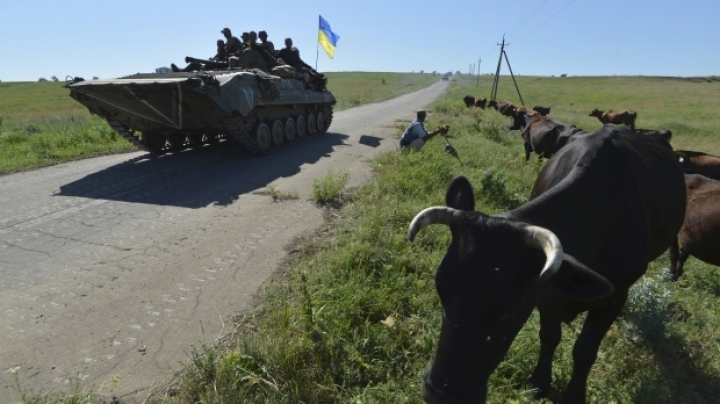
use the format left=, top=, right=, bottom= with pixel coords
left=409, top=126, right=685, bottom=404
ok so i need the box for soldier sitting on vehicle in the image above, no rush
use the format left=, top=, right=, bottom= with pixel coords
left=222, top=28, right=242, bottom=54
left=247, top=31, right=278, bottom=67
left=212, top=39, right=228, bottom=61
left=171, top=39, right=227, bottom=72
left=258, top=31, right=275, bottom=54
left=240, top=32, right=250, bottom=49
left=277, top=38, right=327, bottom=89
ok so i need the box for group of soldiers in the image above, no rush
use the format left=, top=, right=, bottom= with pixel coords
left=170, top=27, right=325, bottom=89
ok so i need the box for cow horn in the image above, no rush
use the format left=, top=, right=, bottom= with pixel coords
left=408, top=207, right=460, bottom=242
left=523, top=225, right=563, bottom=281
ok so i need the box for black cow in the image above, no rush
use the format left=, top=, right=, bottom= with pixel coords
left=463, top=95, right=476, bottom=108
left=634, top=128, right=672, bottom=143
left=532, top=105, right=551, bottom=116
left=409, top=127, right=685, bottom=404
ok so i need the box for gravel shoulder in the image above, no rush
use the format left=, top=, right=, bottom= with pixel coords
left=0, top=80, right=448, bottom=402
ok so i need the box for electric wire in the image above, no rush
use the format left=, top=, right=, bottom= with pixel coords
left=514, top=0, right=579, bottom=40
left=507, top=0, right=552, bottom=38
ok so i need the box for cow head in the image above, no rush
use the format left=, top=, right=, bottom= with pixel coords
left=509, top=108, right=537, bottom=131
left=463, top=96, right=475, bottom=108
left=589, top=108, right=603, bottom=117
left=487, top=100, right=498, bottom=110
left=410, top=176, right=614, bottom=404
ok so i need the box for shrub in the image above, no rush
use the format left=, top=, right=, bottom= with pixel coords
left=38, top=77, right=48, bottom=82
left=621, top=275, right=673, bottom=344
left=311, top=169, right=349, bottom=204
left=478, top=168, right=527, bottom=209
left=51, top=76, right=59, bottom=82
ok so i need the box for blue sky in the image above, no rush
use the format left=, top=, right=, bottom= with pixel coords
left=1, top=0, right=718, bottom=82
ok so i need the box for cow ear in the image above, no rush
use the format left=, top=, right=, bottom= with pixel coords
left=547, top=254, right=614, bottom=301
left=445, top=176, right=475, bottom=211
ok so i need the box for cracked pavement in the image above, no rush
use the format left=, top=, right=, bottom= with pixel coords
left=0, top=80, right=448, bottom=403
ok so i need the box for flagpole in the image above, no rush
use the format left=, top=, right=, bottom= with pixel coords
left=315, top=15, right=320, bottom=70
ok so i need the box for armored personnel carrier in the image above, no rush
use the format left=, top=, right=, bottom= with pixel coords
left=65, top=60, right=336, bottom=155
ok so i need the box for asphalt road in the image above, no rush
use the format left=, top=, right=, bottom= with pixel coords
left=0, top=80, right=448, bottom=403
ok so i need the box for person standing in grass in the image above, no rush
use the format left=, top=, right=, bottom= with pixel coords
left=399, top=109, right=449, bottom=151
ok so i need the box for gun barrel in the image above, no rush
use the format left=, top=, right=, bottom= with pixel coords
left=184, top=56, right=228, bottom=68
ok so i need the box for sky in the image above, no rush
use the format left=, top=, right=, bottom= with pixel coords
left=1, top=0, right=719, bottom=82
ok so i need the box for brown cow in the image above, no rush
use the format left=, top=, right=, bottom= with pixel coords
left=520, top=116, right=589, bottom=161
left=497, top=101, right=517, bottom=116
left=669, top=174, right=720, bottom=280
left=674, top=150, right=720, bottom=181
left=589, top=108, right=637, bottom=129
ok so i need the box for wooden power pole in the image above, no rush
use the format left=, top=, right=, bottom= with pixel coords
left=490, top=35, right=525, bottom=106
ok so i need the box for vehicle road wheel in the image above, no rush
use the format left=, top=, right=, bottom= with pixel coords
left=296, top=115, right=307, bottom=138
left=205, top=133, right=219, bottom=144
left=284, top=117, right=296, bottom=142
left=188, top=134, right=203, bottom=146
left=307, top=113, right=317, bottom=134
left=316, top=112, right=326, bottom=133
left=271, top=120, right=284, bottom=145
left=166, top=133, right=186, bottom=149
left=254, top=123, right=271, bottom=151
left=142, top=132, right=166, bottom=152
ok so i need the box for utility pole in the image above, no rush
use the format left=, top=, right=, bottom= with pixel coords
left=491, top=35, right=506, bottom=101
left=476, top=57, right=481, bottom=87
left=490, top=34, right=525, bottom=106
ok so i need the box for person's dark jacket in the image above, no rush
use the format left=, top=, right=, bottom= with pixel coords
left=226, top=36, right=242, bottom=54
left=277, top=47, right=313, bottom=70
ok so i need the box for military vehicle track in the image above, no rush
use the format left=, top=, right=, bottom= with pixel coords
left=223, top=107, right=333, bottom=155
left=107, top=105, right=332, bottom=156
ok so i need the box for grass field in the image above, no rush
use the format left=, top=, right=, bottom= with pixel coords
left=144, top=75, right=720, bottom=404
left=0, top=72, right=438, bottom=175
left=10, top=74, right=720, bottom=404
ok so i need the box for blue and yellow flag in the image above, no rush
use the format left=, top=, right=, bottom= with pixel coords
left=318, top=15, right=340, bottom=59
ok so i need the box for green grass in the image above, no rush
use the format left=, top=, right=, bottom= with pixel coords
left=0, top=73, right=440, bottom=175
left=325, top=72, right=439, bottom=110
left=310, top=168, right=350, bottom=203
left=147, top=75, right=720, bottom=404
left=11, top=74, right=720, bottom=403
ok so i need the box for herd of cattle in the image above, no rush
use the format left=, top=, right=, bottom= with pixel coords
left=408, top=96, right=720, bottom=404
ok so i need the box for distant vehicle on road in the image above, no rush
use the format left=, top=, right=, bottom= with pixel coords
left=442, top=72, right=452, bottom=81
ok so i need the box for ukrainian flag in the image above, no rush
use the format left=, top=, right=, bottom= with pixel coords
left=318, top=15, right=340, bottom=59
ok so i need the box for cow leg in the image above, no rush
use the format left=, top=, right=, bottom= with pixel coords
left=668, top=238, right=681, bottom=280
left=668, top=239, right=689, bottom=281
left=563, top=291, right=628, bottom=404
left=524, top=142, right=532, bottom=162
left=527, top=309, right=562, bottom=397
left=676, top=248, right=689, bottom=280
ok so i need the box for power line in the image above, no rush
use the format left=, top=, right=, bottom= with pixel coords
left=515, top=0, right=579, bottom=40
left=507, top=0, right=552, bottom=38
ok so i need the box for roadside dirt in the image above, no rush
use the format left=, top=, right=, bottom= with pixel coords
left=0, top=80, right=448, bottom=403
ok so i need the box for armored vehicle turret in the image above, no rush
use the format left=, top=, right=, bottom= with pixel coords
left=65, top=65, right=336, bottom=155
